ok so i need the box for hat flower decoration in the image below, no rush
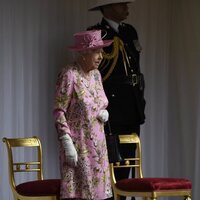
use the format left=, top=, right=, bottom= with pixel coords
left=69, top=30, right=113, bottom=51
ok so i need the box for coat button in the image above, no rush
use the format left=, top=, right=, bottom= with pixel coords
left=92, top=106, right=96, bottom=110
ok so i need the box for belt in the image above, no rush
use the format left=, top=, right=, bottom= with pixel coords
left=123, top=74, right=139, bottom=86
left=106, top=74, right=144, bottom=90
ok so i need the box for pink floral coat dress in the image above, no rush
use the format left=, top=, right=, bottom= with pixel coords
left=53, top=64, right=112, bottom=199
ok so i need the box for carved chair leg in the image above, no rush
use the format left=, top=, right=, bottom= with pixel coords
left=113, top=193, right=120, bottom=200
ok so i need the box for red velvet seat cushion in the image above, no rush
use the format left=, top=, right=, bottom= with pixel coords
left=116, top=178, right=192, bottom=192
left=16, top=179, right=60, bottom=196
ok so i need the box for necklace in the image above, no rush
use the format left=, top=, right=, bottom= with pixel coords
left=82, top=70, right=92, bottom=82
left=75, top=62, right=99, bottom=102
left=75, top=62, right=93, bottom=88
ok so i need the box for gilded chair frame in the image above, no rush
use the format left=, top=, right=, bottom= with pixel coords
left=109, top=133, right=192, bottom=200
left=3, top=136, right=58, bottom=200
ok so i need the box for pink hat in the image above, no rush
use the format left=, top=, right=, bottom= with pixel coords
left=68, top=30, right=113, bottom=51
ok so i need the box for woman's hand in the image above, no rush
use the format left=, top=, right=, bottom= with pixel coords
left=97, top=109, right=109, bottom=123
left=60, top=134, right=78, bottom=167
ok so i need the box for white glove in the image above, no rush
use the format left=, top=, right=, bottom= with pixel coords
left=60, top=134, right=78, bottom=167
left=97, top=109, right=109, bottom=123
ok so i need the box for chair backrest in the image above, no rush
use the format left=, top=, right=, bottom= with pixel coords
left=110, top=133, right=192, bottom=200
left=2, top=136, right=44, bottom=192
left=110, top=133, right=143, bottom=184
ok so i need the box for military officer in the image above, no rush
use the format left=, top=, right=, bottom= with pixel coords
left=88, top=1, right=146, bottom=199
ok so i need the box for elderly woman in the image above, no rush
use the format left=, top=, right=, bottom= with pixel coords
left=53, top=30, right=113, bottom=200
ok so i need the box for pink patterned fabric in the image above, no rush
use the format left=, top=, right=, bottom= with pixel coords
left=53, top=64, right=112, bottom=199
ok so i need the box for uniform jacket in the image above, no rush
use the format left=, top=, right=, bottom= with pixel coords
left=88, top=18, right=146, bottom=134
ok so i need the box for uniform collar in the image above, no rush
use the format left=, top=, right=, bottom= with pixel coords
left=103, top=17, right=120, bottom=33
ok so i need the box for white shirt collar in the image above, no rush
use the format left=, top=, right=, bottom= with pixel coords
left=104, top=17, right=120, bottom=33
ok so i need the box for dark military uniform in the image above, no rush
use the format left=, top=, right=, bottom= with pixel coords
left=88, top=18, right=145, bottom=133
left=88, top=18, right=146, bottom=199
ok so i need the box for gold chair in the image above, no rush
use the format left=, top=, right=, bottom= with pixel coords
left=110, top=133, right=192, bottom=200
left=2, top=136, right=60, bottom=200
